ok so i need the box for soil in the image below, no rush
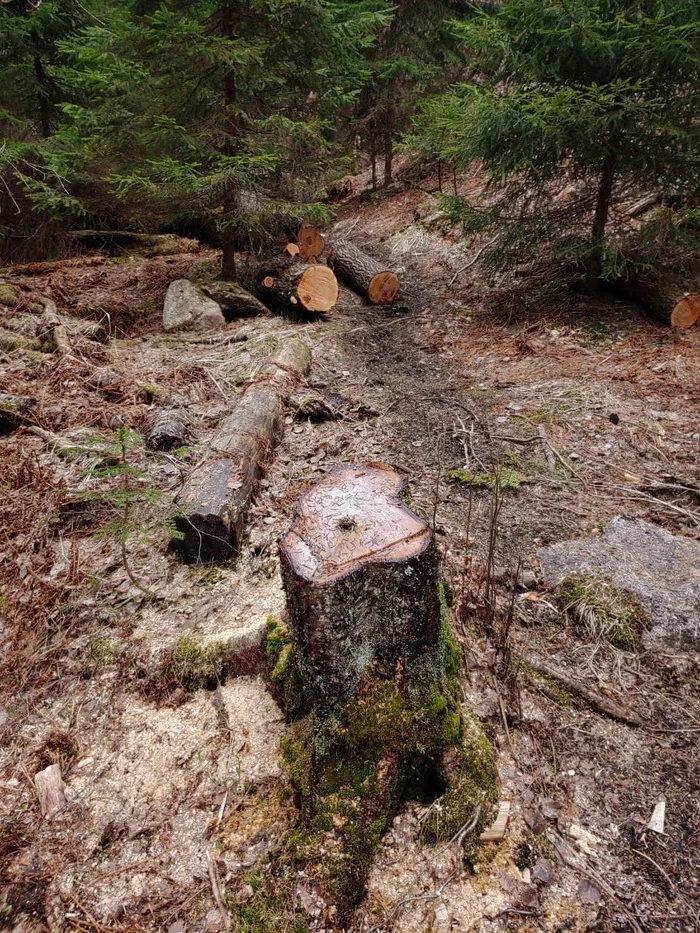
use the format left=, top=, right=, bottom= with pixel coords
left=1, top=165, right=699, bottom=933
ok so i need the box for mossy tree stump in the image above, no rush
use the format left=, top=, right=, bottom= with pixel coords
left=280, top=464, right=440, bottom=713
left=275, top=465, right=497, bottom=915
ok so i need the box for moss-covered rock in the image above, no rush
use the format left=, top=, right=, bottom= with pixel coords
left=0, top=284, right=20, bottom=307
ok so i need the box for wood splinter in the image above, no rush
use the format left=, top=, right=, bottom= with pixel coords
left=34, top=764, right=67, bottom=817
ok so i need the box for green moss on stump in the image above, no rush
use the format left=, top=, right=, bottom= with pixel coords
left=265, top=616, right=306, bottom=719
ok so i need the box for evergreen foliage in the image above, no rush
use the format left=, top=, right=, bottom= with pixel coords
left=412, top=0, right=700, bottom=285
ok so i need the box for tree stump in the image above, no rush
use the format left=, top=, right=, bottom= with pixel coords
left=328, top=239, right=400, bottom=304
left=280, top=464, right=439, bottom=713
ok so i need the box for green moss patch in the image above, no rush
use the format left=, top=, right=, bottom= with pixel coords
left=265, top=616, right=306, bottom=719
left=144, top=635, right=238, bottom=699
left=446, top=454, right=527, bottom=492
left=557, top=573, right=648, bottom=650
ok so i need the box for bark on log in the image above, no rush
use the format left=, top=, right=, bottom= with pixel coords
left=202, top=281, right=271, bottom=319
left=610, top=272, right=700, bottom=328
left=0, top=393, right=37, bottom=432
left=147, top=397, right=190, bottom=451
left=34, top=764, right=67, bottom=817
left=258, top=261, right=338, bottom=314
left=280, top=464, right=439, bottom=713
left=328, top=239, right=400, bottom=304
left=173, top=337, right=311, bottom=562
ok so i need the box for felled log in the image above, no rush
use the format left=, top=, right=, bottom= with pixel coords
left=38, top=297, right=71, bottom=355
left=280, top=464, right=439, bottom=712
left=328, top=239, right=400, bottom=304
left=201, top=281, right=271, bottom=319
left=610, top=271, right=700, bottom=328
left=147, top=396, right=190, bottom=451
left=0, top=393, right=37, bottom=432
left=258, top=261, right=338, bottom=314
left=34, top=764, right=67, bottom=817
left=297, top=224, right=325, bottom=262
left=70, top=230, right=183, bottom=257
left=173, top=337, right=311, bottom=562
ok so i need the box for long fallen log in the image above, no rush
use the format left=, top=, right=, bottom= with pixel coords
left=173, top=337, right=311, bottom=562
left=609, top=270, right=700, bottom=328
left=0, top=393, right=37, bottom=433
left=521, top=653, right=643, bottom=727
left=328, top=238, right=400, bottom=304
left=257, top=261, right=338, bottom=314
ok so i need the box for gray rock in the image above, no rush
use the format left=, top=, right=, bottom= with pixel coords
left=163, top=279, right=225, bottom=332
left=539, top=518, right=700, bottom=648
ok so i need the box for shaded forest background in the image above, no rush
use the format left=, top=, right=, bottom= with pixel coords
left=2, top=0, right=700, bottom=292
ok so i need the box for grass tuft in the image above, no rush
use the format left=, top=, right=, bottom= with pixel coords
left=557, top=573, right=647, bottom=650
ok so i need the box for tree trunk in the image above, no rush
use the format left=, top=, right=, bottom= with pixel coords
left=33, top=54, right=51, bottom=139
left=220, top=0, right=238, bottom=281
left=280, top=464, right=440, bottom=713
left=585, top=149, right=617, bottom=293
left=609, top=271, right=700, bottom=328
left=257, top=261, right=338, bottom=314
left=328, top=239, right=400, bottom=304
left=173, top=338, right=311, bottom=562
left=384, top=77, right=397, bottom=187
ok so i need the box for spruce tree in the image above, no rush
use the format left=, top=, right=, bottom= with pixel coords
left=49, top=0, right=385, bottom=279
left=413, top=0, right=700, bottom=288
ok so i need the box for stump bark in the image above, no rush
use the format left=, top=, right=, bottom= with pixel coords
left=258, top=261, right=338, bottom=314
left=173, top=337, right=311, bottom=562
left=280, top=464, right=439, bottom=713
left=147, top=396, right=190, bottom=451
left=610, top=271, right=700, bottom=328
left=328, top=239, right=400, bottom=305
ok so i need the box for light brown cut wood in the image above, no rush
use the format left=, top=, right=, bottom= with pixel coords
left=329, top=238, right=400, bottom=304
left=671, top=294, right=700, bottom=328
left=297, top=224, right=325, bottom=262
left=480, top=800, right=511, bottom=842
left=34, top=764, right=67, bottom=817
left=173, top=337, right=311, bottom=562
left=280, top=463, right=439, bottom=712
left=258, top=262, right=338, bottom=314
left=284, top=242, right=300, bottom=258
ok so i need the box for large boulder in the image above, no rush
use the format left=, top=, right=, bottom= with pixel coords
left=539, top=518, right=700, bottom=649
left=162, top=279, right=225, bottom=332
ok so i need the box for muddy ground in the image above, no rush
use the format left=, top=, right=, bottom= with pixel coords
left=1, top=168, right=699, bottom=933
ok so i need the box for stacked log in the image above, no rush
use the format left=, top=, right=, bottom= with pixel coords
left=328, top=239, right=400, bottom=304
left=258, top=262, right=338, bottom=314
left=202, top=281, right=271, bottom=319
left=296, top=224, right=325, bottom=263
left=173, top=337, right=311, bottom=562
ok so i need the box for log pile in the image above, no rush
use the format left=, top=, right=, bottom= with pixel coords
left=328, top=238, right=400, bottom=304
left=173, top=337, right=311, bottom=562
left=257, top=261, right=338, bottom=314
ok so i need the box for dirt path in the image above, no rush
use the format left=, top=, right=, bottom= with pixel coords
left=1, top=182, right=699, bottom=933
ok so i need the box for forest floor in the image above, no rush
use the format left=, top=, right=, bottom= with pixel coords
left=1, top=164, right=699, bottom=933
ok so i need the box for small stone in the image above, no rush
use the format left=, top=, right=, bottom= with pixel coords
left=532, top=857, right=554, bottom=885
left=202, top=908, right=224, bottom=932
left=523, top=807, right=547, bottom=835
left=235, top=884, right=254, bottom=904
left=168, top=922, right=186, bottom=933
left=578, top=878, right=602, bottom=905
left=163, top=279, right=225, bottom=332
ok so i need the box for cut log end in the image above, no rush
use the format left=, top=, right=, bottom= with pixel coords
left=671, top=294, right=700, bottom=329
left=297, top=225, right=325, bottom=262
left=368, top=270, right=400, bottom=305
left=296, top=265, right=338, bottom=312
left=263, top=276, right=275, bottom=288
left=281, top=464, right=431, bottom=586
left=284, top=243, right=300, bottom=258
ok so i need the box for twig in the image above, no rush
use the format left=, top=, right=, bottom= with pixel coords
left=520, top=653, right=643, bottom=727
left=537, top=424, right=556, bottom=469
left=207, top=851, right=233, bottom=932
left=447, top=236, right=497, bottom=288
left=630, top=848, right=678, bottom=895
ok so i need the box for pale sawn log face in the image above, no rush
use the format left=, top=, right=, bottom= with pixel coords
left=330, top=239, right=400, bottom=304
left=280, top=464, right=440, bottom=713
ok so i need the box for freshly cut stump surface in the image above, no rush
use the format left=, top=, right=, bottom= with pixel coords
left=280, top=463, right=439, bottom=712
